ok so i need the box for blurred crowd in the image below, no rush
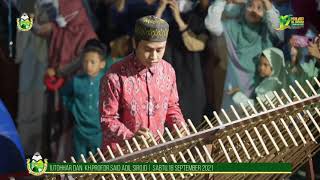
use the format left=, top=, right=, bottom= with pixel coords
left=0, top=0, right=320, bottom=177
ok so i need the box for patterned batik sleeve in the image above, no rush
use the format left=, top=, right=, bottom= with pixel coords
left=100, top=73, right=134, bottom=144
left=165, top=68, right=186, bottom=130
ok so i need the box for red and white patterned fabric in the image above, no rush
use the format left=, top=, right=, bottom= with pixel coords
left=100, top=53, right=185, bottom=152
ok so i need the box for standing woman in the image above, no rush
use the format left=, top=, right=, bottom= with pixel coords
left=156, top=0, right=209, bottom=126
left=205, top=0, right=283, bottom=109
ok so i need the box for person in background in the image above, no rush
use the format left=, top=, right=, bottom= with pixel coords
left=34, top=0, right=97, bottom=79
left=33, top=0, right=97, bottom=160
left=205, top=0, right=283, bottom=109
left=156, top=0, right=209, bottom=126
left=228, top=47, right=288, bottom=105
left=229, top=37, right=320, bottom=106
left=289, top=34, right=320, bottom=83
left=60, top=45, right=106, bottom=160
left=99, top=15, right=186, bottom=152
left=287, top=33, right=320, bottom=180
left=14, top=0, right=50, bottom=158
left=52, top=39, right=107, bottom=78
left=104, top=35, right=131, bottom=71
left=94, top=0, right=128, bottom=46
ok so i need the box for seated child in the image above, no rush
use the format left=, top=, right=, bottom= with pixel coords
left=60, top=45, right=106, bottom=160
left=229, top=47, right=288, bottom=105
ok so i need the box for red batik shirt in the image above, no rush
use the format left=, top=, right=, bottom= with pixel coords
left=99, top=53, right=185, bottom=152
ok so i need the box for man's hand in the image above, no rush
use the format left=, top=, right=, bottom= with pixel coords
left=134, top=128, right=153, bottom=145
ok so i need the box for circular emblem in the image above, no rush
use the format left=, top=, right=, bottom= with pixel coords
left=27, top=152, right=48, bottom=176
left=17, top=13, right=33, bottom=31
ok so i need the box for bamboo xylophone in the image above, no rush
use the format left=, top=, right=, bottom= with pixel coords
left=46, top=77, right=320, bottom=180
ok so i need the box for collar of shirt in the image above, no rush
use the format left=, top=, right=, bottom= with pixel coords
left=130, top=53, right=158, bottom=76
left=86, top=71, right=104, bottom=82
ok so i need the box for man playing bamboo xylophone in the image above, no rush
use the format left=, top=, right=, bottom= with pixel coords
left=99, top=15, right=186, bottom=152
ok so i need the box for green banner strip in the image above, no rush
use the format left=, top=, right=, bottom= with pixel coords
left=46, top=163, right=291, bottom=173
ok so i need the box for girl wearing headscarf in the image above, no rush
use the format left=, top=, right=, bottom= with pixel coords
left=205, top=0, right=284, bottom=109
left=229, top=47, right=288, bottom=105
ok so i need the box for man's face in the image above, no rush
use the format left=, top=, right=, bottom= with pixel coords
left=135, top=40, right=166, bottom=67
left=245, top=0, right=265, bottom=24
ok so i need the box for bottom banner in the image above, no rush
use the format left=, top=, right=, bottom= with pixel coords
left=38, top=163, right=292, bottom=175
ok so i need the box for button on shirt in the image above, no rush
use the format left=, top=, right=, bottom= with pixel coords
left=100, top=53, right=186, bottom=152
